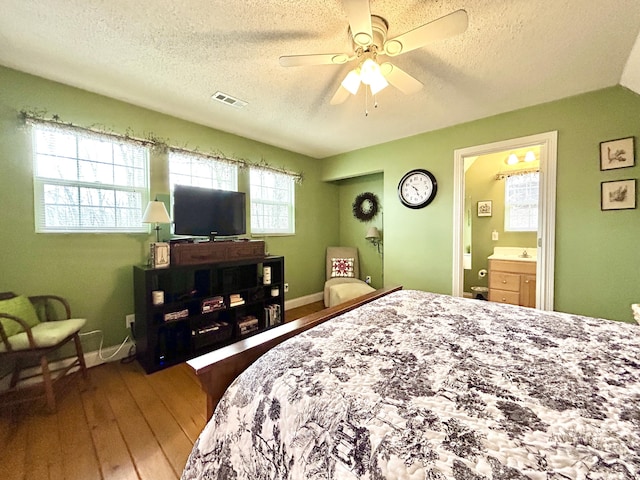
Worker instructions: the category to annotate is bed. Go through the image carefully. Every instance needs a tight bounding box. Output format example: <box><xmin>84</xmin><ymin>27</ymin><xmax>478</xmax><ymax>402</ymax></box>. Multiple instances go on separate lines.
<box><xmin>183</xmin><ymin>289</ymin><xmax>640</xmax><ymax>479</ymax></box>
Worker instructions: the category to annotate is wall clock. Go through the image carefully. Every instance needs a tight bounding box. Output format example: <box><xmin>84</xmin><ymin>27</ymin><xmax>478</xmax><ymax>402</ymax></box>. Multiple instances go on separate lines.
<box><xmin>352</xmin><ymin>192</ymin><xmax>379</xmax><ymax>222</ymax></box>
<box><xmin>397</xmin><ymin>169</ymin><xmax>437</xmax><ymax>209</ymax></box>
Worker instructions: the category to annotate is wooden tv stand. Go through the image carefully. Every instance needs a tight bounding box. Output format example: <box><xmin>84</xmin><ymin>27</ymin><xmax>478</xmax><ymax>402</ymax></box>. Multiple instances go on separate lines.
<box><xmin>188</xmin><ymin>285</ymin><xmax>402</xmax><ymax>420</ymax></box>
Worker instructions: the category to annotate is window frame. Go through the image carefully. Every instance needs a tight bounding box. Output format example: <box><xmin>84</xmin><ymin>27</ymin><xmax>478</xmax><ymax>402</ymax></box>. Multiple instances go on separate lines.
<box><xmin>168</xmin><ymin>150</ymin><xmax>239</xmax><ymax>192</ymax></box>
<box><xmin>249</xmin><ymin>168</ymin><xmax>296</xmax><ymax>235</ymax></box>
<box><xmin>504</xmin><ymin>171</ymin><xmax>539</xmax><ymax>232</ymax></box>
<box><xmin>32</xmin><ymin>124</ymin><xmax>150</xmax><ymax>234</ymax></box>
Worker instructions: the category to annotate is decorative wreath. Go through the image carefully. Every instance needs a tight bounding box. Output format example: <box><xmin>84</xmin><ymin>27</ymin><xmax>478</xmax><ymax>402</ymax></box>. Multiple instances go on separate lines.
<box><xmin>352</xmin><ymin>192</ymin><xmax>380</xmax><ymax>222</ymax></box>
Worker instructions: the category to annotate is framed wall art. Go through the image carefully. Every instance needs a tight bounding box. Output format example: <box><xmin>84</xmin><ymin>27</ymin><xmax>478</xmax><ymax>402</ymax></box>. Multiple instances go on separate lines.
<box><xmin>477</xmin><ymin>200</ymin><xmax>492</xmax><ymax>217</ymax></box>
<box><xmin>601</xmin><ymin>179</ymin><xmax>636</xmax><ymax>211</ymax></box>
<box><xmin>600</xmin><ymin>136</ymin><xmax>635</xmax><ymax>170</ymax></box>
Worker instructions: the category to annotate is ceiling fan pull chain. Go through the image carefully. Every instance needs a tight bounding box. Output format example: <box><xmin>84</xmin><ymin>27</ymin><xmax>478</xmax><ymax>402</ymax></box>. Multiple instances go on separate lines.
<box><xmin>365</xmin><ymin>84</ymin><xmax>369</xmax><ymax>116</ymax></box>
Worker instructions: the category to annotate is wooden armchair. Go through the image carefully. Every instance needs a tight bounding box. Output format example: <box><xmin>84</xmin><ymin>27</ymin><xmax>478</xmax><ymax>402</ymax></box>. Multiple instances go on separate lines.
<box><xmin>0</xmin><ymin>292</ymin><xmax>88</xmax><ymax>411</ymax></box>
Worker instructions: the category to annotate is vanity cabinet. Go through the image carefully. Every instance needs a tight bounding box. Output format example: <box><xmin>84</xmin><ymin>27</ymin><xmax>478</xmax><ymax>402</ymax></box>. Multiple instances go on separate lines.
<box><xmin>488</xmin><ymin>259</ymin><xmax>536</xmax><ymax>308</ymax></box>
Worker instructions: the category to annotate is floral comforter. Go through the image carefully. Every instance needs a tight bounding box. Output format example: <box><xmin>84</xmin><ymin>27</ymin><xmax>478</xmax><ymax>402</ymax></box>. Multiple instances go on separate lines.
<box><xmin>183</xmin><ymin>290</ymin><xmax>640</xmax><ymax>479</ymax></box>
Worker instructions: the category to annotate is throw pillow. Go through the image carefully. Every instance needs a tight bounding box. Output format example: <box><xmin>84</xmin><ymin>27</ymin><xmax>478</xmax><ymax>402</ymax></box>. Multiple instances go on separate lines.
<box><xmin>331</xmin><ymin>257</ymin><xmax>355</xmax><ymax>278</ymax></box>
<box><xmin>0</xmin><ymin>295</ymin><xmax>41</xmax><ymax>338</ymax></box>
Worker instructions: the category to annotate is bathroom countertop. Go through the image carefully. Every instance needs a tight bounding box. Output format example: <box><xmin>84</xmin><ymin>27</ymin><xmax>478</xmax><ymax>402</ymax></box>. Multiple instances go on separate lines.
<box><xmin>488</xmin><ymin>246</ymin><xmax>537</xmax><ymax>262</ymax></box>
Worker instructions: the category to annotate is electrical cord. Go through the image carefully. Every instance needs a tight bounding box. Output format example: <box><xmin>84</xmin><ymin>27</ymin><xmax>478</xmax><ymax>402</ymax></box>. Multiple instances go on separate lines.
<box><xmin>79</xmin><ymin>330</ymin><xmax>131</xmax><ymax>361</ymax></box>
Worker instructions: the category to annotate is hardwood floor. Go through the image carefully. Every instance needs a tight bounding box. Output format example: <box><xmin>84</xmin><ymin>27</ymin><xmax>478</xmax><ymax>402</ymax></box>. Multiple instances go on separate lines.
<box><xmin>0</xmin><ymin>300</ymin><xmax>325</xmax><ymax>480</ymax></box>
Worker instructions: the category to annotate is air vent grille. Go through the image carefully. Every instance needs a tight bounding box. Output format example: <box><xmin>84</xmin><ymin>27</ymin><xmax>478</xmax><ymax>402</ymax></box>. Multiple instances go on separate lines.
<box><xmin>211</xmin><ymin>91</ymin><xmax>248</xmax><ymax>109</ymax></box>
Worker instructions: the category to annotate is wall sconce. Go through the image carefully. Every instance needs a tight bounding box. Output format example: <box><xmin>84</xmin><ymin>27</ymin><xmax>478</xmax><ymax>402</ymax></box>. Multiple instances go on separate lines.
<box><xmin>142</xmin><ymin>200</ymin><xmax>171</xmax><ymax>242</ymax></box>
<box><xmin>365</xmin><ymin>226</ymin><xmax>382</xmax><ymax>253</ymax></box>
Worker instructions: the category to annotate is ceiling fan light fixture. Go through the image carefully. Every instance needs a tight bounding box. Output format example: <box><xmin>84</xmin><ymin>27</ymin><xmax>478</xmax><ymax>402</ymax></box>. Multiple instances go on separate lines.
<box><xmin>341</xmin><ymin>69</ymin><xmax>362</xmax><ymax>95</ymax></box>
<box><xmin>368</xmin><ymin>73</ymin><xmax>388</xmax><ymax>95</ymax></box>
<box><xmin>359</xmin><ymin>58</ymin><xmax>381</xmax><ymax>85</ymax></box>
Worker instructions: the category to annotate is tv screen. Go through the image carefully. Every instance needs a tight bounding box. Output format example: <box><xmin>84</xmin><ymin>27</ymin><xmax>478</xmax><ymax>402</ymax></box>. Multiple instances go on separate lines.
<box><xmin>173</xmin><ymin>185</ymin><xmax>246</xmax><ymax>238</ymax></box>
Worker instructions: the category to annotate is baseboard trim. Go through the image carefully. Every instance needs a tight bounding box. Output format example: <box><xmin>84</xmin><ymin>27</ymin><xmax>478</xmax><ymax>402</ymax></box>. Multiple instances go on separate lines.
<box><xmin>2</xmin><ymin>295</ymin><xmax>323</xmax><ymax>393</ymax></box>
<box><xmin>285</xmin><ymin>291</ymin><xmax>323</xmax><ymax>310</ymax></box>
<box><xmin>0</xmin><ymin>340</ymin><xmax>135</xmax><ymax>392</ymax></box>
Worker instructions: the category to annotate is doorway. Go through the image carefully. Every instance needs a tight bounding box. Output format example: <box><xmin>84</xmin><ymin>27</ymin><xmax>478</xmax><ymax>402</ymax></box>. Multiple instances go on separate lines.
<box><xmin>452</xmin><ymin>132</ymin><xmax>557</xmax><ymax>310</ymax></box>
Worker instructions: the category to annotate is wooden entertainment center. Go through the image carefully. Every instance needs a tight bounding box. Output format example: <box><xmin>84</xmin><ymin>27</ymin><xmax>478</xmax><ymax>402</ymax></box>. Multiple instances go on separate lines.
<box><xmin>133</xmin><ymin>240</ymin><xmax>284</xmax><ymax>373</ymax></box>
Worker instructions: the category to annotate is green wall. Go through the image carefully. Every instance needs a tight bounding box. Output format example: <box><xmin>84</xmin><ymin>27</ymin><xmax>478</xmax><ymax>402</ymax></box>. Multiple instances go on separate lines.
<box><xmin>323</xmin><ymin>86</ymin><xmax>640</xmax><ymax>323</ymax></box>
<box><xmin>335</xmin><ymin>174</ymin><xmax>384</xmax><ymax>288</ymax></box>
<box><xmin>0</xmin><ymin>66</ymin><xmax>339</xmax><ymax>349</ymax></box>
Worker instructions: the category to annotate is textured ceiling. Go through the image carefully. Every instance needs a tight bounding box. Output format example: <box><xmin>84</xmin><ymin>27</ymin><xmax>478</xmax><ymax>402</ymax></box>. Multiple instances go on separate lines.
<box><xmin>1</xmin><ymin>0</ymin><xmax>640</xmax><ymax>159</ymax></box>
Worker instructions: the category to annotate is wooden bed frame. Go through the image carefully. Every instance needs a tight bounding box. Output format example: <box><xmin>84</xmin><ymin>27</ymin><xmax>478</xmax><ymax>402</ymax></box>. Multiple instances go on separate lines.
<box><xmin>188</xmin><ymin>285</ymin><xmax>402</xmax><ymax>420</ymax></box>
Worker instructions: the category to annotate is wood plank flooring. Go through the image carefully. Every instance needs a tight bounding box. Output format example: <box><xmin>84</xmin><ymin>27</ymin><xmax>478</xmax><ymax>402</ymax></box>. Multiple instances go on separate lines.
<box><xmin>1</xmin><ymin>300</ymin><xmax>325</xmax><ymax>480</ymax></box>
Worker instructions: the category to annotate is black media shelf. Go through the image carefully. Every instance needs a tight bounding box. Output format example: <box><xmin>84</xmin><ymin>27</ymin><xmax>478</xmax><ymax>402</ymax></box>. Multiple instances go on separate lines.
<box><xmin>133</xmin><ymin>255</ymin><xmax>284</xmax><ymax>373</ymax></box>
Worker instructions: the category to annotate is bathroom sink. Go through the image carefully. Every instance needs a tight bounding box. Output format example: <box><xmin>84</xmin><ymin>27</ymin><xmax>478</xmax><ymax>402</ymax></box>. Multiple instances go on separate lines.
<box><xmin>488</xmin><ymin>246</ymin><xmax>537</xmax><ymax>262</ymax></box>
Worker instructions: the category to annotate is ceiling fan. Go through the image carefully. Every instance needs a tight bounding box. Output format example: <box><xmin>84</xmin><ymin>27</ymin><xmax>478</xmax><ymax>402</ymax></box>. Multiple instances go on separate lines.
<box><xmin>279</xmin><ymin>0</ymin><xmax>468</xmax><ymax>105</ymax></box>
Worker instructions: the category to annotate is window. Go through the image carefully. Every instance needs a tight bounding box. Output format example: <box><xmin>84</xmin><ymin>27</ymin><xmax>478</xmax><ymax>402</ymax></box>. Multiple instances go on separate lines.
<box><xmin>250</xmin><ymin>169</ymin><xmax>295</xmax><ymax>235</ymax></box>
<box><xmin>169</xmin><ymin>150</ymin><xmax>237</xmax><ymax>191</ymax></box>
<box><xmin>504</xmin><ymin>172</ymin><xmax>539</xmax><ymax>231</ymax></box>
<box><xmin>32</xmin><ymin>124</ymin><xmax>149</xmax><ymax>233</ymax></box>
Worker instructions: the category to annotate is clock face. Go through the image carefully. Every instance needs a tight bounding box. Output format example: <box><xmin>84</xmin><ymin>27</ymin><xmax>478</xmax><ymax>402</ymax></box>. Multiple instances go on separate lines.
<box><xmin>398</xmin><ymin>169</ymin><xmax>437</xmax><ymax>209</ymax></box>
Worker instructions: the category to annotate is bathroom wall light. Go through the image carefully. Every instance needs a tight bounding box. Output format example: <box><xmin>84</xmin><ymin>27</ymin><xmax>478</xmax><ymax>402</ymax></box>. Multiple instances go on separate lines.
<box><xmin>506</xmin><ymin>151</ymin><xmax>537</xmax><ymax>165</ymax></box>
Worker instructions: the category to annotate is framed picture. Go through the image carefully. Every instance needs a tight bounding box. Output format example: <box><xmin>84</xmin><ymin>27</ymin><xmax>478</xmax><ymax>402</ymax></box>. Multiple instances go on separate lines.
<box><xmin>600</xmin><ymin>137</ymin><xmax>635</xmax><ymax>170</ymax></box>
<box><xmin>601</xmin><ymin>179</ymin><xmax>636</xmax><ymax>211</ymax></box>
<box><xmin>477</xmin><ymin>200</ymin><xmax>492</xmax><ymax>217</ymax></box>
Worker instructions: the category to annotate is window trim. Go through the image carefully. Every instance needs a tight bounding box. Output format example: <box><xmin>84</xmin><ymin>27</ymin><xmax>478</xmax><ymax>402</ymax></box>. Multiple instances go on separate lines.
<box><xmin>504</xmin><ymin>171</ymin><xmax>539</xmax><ymax>232</ymax></box>
<box><xmin>249</xmin><ymin>168</ymin><xmax>296</xmax><ymax>236</ymax></box>
<box><xmin>31</xmin><ymin>123</ymin><xmax>150</xmax><ymax>234</ymax></box>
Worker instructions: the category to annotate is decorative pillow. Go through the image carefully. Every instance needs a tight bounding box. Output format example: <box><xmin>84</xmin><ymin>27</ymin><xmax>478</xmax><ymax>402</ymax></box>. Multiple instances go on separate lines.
<box><xmin>0</xmin><ymin>295</ymin><xmax>40</xmax><ymax>338</ymax></box>
<box><xmin>331</xmin><ymin>257</ymin><xmax>355</xmax><ymax>278</ymax></box>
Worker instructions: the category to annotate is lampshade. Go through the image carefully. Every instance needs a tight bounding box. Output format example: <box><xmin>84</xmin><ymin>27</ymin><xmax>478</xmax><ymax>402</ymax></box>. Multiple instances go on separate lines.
<box><xmin>524</xmin><ymin>151</ymin><xmax>536</xmax><ymax>162</ymax></box>
<box><xmin>506</xmin><ymin>153</ymin><xmax>519</xmax><ymax>165</ymax></box>
<box><xmin>368</xmin><ymin>73</ymin><xmax>389</xmax><ymax>95</ymax></box>
<box><xmin>142</xmin><ymin>201</ymin><xmax>171</xmax><ymax>224</ymax></box>
<box><xmin>365</xmin><ymin>226</ymin><xmax>380</xmax><ymax>240</ymax></box>
<box><xmin>341</xmin><ymin>69</ymin><xmax>362</xmax><ymax>95</ymax></box>
<box><xmin>359</xmin><ymin>59</ymin><xmax>380</xmax><ymax>85</ymax></box>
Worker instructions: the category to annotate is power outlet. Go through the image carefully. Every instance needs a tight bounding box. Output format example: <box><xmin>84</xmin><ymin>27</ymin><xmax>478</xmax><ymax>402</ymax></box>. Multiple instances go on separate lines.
<box><xmin>365</xmin><ymin>276</ymin><xmax>372</xmax><ymax>284</ymax></box>
<box><xmin>284</xmin><ymin>283</ymin><xmax>289</xmax><ymax>293</ymax></box>
<box><xmin>126</xmin><ymin>314</ymin><xmax>135</xmax><ymax>329</ymax></box>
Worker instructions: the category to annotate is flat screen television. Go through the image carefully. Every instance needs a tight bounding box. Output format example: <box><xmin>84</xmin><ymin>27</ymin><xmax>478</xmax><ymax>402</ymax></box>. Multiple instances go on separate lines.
<box><xmin>173</xmin><ymin>185</ymin><xmax>246</xmax><ymax>238</ymax></box>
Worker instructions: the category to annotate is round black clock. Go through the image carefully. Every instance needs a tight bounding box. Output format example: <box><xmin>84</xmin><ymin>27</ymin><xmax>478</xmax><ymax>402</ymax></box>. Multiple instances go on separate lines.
<box><xmin>397</xmin><ymin>169</ymin><xmax>437</xmax><ymax>209</ymax></box>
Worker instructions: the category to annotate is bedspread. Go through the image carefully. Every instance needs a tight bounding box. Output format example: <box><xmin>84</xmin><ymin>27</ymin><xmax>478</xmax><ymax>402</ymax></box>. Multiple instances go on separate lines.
<box><xmin>183</xmin><ymin>290</ymin><xmax>640</xmax><ymax>479</ymax></box>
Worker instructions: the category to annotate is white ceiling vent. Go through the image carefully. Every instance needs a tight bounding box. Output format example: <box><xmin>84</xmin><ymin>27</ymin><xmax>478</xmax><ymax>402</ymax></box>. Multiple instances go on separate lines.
<box><xmin>211</xmin><ymin>91</ymin><xmax>248</xmax><ymax>109</ymax></box>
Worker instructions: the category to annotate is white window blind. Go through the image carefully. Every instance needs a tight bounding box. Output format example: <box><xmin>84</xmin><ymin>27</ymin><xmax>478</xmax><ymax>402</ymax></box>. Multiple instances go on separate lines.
<box><xmin>32</xmin><ymin>125</ymin><xmax>149</xmax><ymax>233</ymax></box>
<box><xmin>169</xmin><ymin>150</ymin><xmax>238</xmax><ymax>191</ymax></box>
<box><xmin>250</xmin><ymin>169</ymin><xmax>295</xmax><ymax>235</ymax></box>
<box><xmin>504</xmin><ymin>172</ymin><xmax>539</xmax><ymax>232</ymax></box>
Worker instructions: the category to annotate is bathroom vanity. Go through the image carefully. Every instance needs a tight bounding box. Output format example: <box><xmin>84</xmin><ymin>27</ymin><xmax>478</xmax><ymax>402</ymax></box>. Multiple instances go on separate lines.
<box><xmin>488</xmin><ymin>247</ymin><xmax>537</xmax><ymax>308</ymax></box>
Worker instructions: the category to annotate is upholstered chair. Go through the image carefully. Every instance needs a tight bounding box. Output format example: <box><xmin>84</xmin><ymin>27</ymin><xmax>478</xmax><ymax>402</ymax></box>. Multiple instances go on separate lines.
<box><xmin>324</xmin><ymin>246</ymin><xmax>375</xmax><ymax>308</ymax></box>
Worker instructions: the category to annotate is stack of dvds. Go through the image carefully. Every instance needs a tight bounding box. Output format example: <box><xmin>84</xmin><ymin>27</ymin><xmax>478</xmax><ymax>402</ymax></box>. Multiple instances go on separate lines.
<box><xmin>238</xmin><ymin>315</ymin><xmax>258</xmax><ymax>335</ymax></box>
<box><xmin>264</xmin><ymin>304</ymin><xmax>282</xmax><ymax>327</ymax></box>
<box><xmin>229</xmin><ymin>293</ymin><xmax>245</xmax><ymax>307</ymax></box>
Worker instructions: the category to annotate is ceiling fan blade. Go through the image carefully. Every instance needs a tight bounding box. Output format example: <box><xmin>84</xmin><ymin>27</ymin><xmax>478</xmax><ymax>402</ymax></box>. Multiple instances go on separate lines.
<box><xmin>330</xmin><ymin>85</ymin><xmax>351</xmax><ymax>105</ymax></box>
<box><xmin>343</xmin><ymin>0</ymin><xmax>373</xmax><ymax>47</ymax></box>
<box><xmin>383</xmin><ymin>9</ymin><xmax>468</xmax><ymax>56</ymax></box>
<box><xmin>380</xmin><ymin>63</ymin><xmax>423</xmax><ymax>95</ymax></box>
<box><xmin>279</xmin><ymin>53</ymin><xmax>351</xmax><ymax>67</ymax></box>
